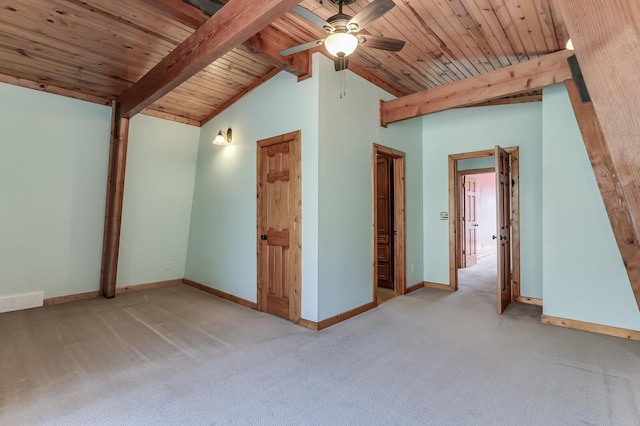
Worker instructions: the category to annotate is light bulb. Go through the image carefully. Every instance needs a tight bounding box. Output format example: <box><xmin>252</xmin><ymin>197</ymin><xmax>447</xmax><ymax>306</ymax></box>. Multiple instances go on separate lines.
<box><xmin>325</xmin><ymin>33</ymin><xmax>358</xmax><ymax>57</ymax></box>
<box><xmin>566</xmin><ymin>39</ymin><xmax>574</xmax><ymax>50</ymax></box>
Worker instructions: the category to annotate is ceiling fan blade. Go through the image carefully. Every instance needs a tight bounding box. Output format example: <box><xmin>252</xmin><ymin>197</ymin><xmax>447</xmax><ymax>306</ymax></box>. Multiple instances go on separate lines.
<box><xmin>348</xmin><ymin>0</ymin><xmax>395</xmax><ymax>31</ymax></box>
<box><xmin>358</xmin><ymin>34</ymin><xmax>405</xmax><ymax>52</ymax></box>
<box><xmin>291</xmin><ymin>5</ymin><xmax>334</xmax><ymax>32</ymax></box>
<box><xmin>334</xmin><ymin>56</ymin><xmax>349</xmax><ymax>72</ymax></box>
<box><xmin>279</xmin><ymin>40</ymin><xmax>324</xmax><ymax>56</ymax></box>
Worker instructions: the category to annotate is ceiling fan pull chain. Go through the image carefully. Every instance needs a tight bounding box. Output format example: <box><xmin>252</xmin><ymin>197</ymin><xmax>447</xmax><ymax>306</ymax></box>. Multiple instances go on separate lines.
<box><xmin>340</xmin><ymin>69</ymin><xmax>347</xmax><ymax>98</ymax></box>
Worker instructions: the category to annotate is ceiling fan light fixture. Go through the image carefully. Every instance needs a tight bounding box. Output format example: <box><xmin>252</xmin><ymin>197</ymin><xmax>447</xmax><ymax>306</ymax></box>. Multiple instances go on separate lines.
<box><xmin>325</xmin><ymin>32</ymin><xmax>358</xmax><ymax>57</ymax></box>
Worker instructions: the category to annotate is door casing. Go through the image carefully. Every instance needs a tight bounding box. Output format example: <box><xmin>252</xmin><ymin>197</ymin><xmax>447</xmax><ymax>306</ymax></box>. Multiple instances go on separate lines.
<box><xmin>448</xmin><ymin>147</ymin><xmax>521</xmax><ymax>298</ymax></box>
<box><xmin>372</xmin><ymin>144</ymin><xmax>406</xmax><ymax>302</ymax></box>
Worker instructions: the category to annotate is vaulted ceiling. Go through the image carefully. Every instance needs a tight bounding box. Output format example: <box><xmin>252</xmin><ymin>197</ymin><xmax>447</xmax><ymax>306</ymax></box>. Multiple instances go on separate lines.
<box><xmin>0</xmin><ymin>0</ymin><xmax>568</xmax><ymax>126</ymax></box>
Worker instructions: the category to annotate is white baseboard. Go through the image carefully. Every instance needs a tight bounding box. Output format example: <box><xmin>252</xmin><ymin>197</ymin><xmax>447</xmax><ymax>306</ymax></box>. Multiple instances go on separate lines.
<box><xmin>0</xmin><ymin>291</ymin><xmax>44</xmax><ymax>313</ymax></box>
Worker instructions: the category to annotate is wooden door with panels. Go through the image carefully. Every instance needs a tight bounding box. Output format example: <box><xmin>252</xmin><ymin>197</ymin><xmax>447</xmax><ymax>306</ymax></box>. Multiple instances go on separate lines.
<box><xmin>257</xmin><ymin>131</ymin><xmax>301</xmax><ymax>322</ymax></box>
<box><xmin>376</xmin><ymin>155</ymin><xmax>394</xmax><ymax>289</ymax></box>
<box><xmin>495</xmin><ymin>145</ymin><xmax>512</xmax><ymax>314</ymax></box>
<box><xmin>462</xmin><ymin>176</ymin><xmax>478</xmax><ymax>268</ymax></box>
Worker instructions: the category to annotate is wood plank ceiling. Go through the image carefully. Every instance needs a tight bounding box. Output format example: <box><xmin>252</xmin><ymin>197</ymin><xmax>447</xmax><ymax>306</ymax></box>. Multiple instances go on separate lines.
<box><xmin>0</xmin><ymin>0</ymin><xmax>569</xmax><ymax>126</ymax></box>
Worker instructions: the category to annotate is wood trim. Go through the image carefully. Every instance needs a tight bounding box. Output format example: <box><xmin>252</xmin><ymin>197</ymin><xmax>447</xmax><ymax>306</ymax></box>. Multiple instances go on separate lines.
<box><xmin>118</xmin><ymin>0</ymin><xmax>303</xmax><ymax>118</ymax></box>
<box><xmin>317</xmin><ymin>302</ymin><xmax>378</xmax><ymax>331</ymax></box>
<box><xmin>510</xmin><ymin>148</ymin><xmax>521</xmax><ymax>299</ymax></box>
<box><xmin>295</xmin><ymin>318</ymin><xmax>319</xmax><ymax>331</ymax></box>
<box><xmin>448</xmin><ymin>155</ymin><xmax>458</xmax><ymax>291</ymax></box>
<box><xmin>448</xmin><ymin>147</ymin><xmax>520</xmax><ymax>296</ymax></box>
<box><xmin>380</xmin><ymin>49</ymin><xmax>573</xmax><ymax>126</ymax></box>
<box><xmin>183</xmin><ymin>279</ymin><xmax>258</xmax><ymax>310</ymax></box>
<box><xmin>200</xmin><ymin>68</ymin><xmax>280</xmax><ymax>126</ymax></box>
<box><xmin>565</xmin><ymin>78</ymin><xmax>640</xmax><ymax>310</ymax></box>
<box><xmin>99</xmin><ymin>102</ymin><xmax>129</xmax><ymax>299</ymax></box>
<box><xmin>141</xmin><ymin>109</ymin><xmax>201</xmax><ymax>127</ymax></box>
<box><xmin>44</xmin><ymin>291</ymin><xmax>99</xmax><ymax>306</ymax></box>
<box><xmin>423</xmin><ymin>281</ymin><xmax>456</xmax><ymax>292</ymax></box>
<box><xmin>115</xmin><ymin>279</ymin><xmax>182</xmax><ymax>294</ymax></box>
<box><xmin>514</xmin><ymin>296</ymin><xmax>543</xmax><ymax>306</ymax></box>
<box><xmin>405</xmin><ymin>282</ymin><xmax>425</xmax><ymax>294</ymax></box>
<box><xmin>0</xmin><ymin>73</ymin><xmax>111</xmax><ymax>106</ymax></box>
<box><xmin>559</xmin><ymin>2</ymin><xmax>640</xmax><ymax>309</ymax></box>
<box><xmin>372</xmin><ymin>144</ymin><xmax>406</xmax><ymax>299</ymax></box>
<box><xmin>466</xmin><ymin>94</ymin><xmax>542</xmax><ymax>109</ymax></box>
<box><xmin>541</xmin><ymin>315</ymin><xmax>640</xmax><ymax>341</ymax></box>
<box><xmin>349</xmin><ymin>61</ymin><xmax>407</xmax><ymax>99</ymax></box>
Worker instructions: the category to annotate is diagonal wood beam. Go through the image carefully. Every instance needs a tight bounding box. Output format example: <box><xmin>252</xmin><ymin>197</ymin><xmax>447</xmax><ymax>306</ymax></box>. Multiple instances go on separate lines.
<box><xmin>379</xmin><ymin>49</ymin><xmax>573</xmax><ymax>126</ymax></box>
<box><xmin>100</xmin><ymin>101</ymin><xmax>129</xmax><ymax>298</ymax></box>
<box><xmin>559</xmin><ymin>1</ymin><xmax>640</xmax><ymax>310</ymax></box>
<box><xmin>240</xmin><ymin>26</ymin><xmax>311</xmax><ymax>79</ymax></box>
<box><xmin>119</xmin><ymin>0</ymin><xmax>303</xmax><ymax>118</ymax></box>
<box><xmin>565</xmin><ymin>78</ymin><xmax>640</xmax><ymax>309</ymax></box>
<box><xmin>139</xmin><ymin>0</ymin><xmax>210</xmax><ymax>29</ymax></box>
<box><xmin>143</xmin><ymin>0</ymin><xmax>310</xmax><ymax>79</ymax></box>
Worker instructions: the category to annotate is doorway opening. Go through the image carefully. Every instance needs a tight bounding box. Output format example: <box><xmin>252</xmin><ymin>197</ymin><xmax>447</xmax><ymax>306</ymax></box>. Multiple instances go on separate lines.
<box><xmin>457</xmin><ymin>169</ymin><xmax>498</xmax><ymax>301</ymax></box>
<box><xmin>448</xmin><ymin>147</ymin><xmax>521</xmax><ymax>313</ymax></box>
<box><xmin>372</xmin><ymin>144</ymin><xmax>406</xmax><ymax>305</ymax></box>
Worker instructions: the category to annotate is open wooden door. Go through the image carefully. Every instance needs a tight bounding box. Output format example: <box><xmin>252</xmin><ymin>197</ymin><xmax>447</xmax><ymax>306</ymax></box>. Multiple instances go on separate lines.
<box><xmin>463</xmin><ymin>176</ymin><xmax>478</xmax><ymax>268</ymax></box>
<box><xmin>257</xmin><ymin>131</ymin><xmax>301</xmax><ymax>322</ymax></box>
<box><xmin>495</xmin><ymin>145</ymin><xmax>512</xmax><ymax>313</ymax></box>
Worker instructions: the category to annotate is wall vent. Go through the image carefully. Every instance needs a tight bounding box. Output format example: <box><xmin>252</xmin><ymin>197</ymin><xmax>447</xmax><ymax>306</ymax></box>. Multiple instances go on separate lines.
<box><xmin>0</xmin><ymin>291</ymin><xmax>44</xmax><ymax>314</ymax></box>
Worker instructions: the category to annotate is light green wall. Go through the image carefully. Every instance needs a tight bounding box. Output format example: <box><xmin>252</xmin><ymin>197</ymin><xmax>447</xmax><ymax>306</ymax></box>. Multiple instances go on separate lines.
<box><xmin>541</xmin><ymin>84</ymin><xmax>640</xmax><ymax>330</ymax></box>
<box><xmin>0</xmin><ymin>83</ymin><xmax>110</xmax><ymax>298</ymax></box>
<box><xmin>185</xmin><ymin>61</ymin><xmax>321</xmax><ymax>320</ymax></box>
<box><xmin>117</xmin><ymin>114</ymin><xmax>199</xmax><ymax>288</ymax></box>
<box><xmin>317</xmin><ymin>55</ymin><xmax>423</xmax><ymax>320</ymax></box>
<box><xmin>422</xmin><ymin>103</ymin><xmax>543</xmax><ymax>297</ymax></box>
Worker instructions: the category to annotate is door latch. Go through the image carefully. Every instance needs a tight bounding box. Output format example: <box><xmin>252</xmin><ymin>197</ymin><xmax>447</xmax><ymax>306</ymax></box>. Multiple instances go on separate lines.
<box><xmin>260</xmin><ymin>234</ymin><xmax>268</xmax><ymax>240</ymax></box>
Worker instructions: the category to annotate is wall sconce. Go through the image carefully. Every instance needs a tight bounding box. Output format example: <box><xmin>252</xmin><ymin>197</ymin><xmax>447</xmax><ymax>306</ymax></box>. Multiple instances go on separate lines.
<box><xmin>213</xmin><ymin>128</ymin><xmax>232</xmax><ymax>145</ymax></box>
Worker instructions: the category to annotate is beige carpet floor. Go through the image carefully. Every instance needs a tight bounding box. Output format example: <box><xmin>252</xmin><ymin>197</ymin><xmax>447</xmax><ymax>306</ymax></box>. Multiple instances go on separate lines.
<box><xmin>1</xmin><ymin>278</ymin><xmax>639</xmax><ymax>425</ymax></box>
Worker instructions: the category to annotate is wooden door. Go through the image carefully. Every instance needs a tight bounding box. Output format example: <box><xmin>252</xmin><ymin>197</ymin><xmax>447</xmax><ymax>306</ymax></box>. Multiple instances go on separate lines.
<box><xmin>463</xmin><ymin>176</ymin><xmax>478</xmax><ymax>267</ymax></box>
<box><xmin>257</xmin><ymin>131</ymin><xmax>301</xmax><ymax>321</ymax></box>
<box><xmin>495</xmin><ymin>145</ymin><xmax>512</xmax><ymax>314</ymax></box>
<box><xmin>376</xmin><ymin>155</ymin><xmax>394</xmax><ymax>289</ymax></box>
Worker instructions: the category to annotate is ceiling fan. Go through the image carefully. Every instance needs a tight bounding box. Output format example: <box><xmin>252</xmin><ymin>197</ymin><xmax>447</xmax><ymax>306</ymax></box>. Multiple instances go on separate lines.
<box><xmin>279</xmin><ymin>0</ymin><xmax>406</xmax><ymax>71</ymax></box>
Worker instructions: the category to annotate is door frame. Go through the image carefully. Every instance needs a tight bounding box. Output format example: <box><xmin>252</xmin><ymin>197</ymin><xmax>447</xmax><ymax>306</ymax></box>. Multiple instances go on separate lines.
<box><xmin>457</xmin><ymin>168</ymin><xmax>494</xmax><ymax>269</ymax></box>
<box><xmin>448</xmin><ymin>147</ymin><xmax>521</xmax><ymax>297</ymax></box>
<box><xmin>256</xmin><ymin>130</ymin><xmax>302</xmax><ymax>322</ymax></box>
<box><xmin>372</xmin><ymin>144</ymin><xmax>406</xmax><ymax>302</ymax></box>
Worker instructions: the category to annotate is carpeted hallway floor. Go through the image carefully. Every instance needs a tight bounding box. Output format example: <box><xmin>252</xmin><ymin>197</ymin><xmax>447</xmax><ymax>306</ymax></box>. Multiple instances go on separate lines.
<box><xmin>1</xmin><ymin>279</ymin><xmax>639</xmax><ymax>425</ymax></box>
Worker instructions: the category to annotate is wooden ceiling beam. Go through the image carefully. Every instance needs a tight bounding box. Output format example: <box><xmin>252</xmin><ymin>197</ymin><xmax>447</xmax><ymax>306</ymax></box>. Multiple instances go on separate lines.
<box><xmin>145</xmin><ymin>0</ymin><xmax>310</xmax><ymax>79</ymax></box>
<box><xmin>118</xmin><ymin>0</ymin><xmax>303</xmax><ymax>118</ymax></box>
<box><xmin>240</xmin><ymin>26</ymin><xmax>311</xmax><ymax>79</ymax></box>
<box><xmin>559</xmin><ymin>1</ymin><xmax>640</xmax><ymax>309</ymax></box>
<box><xmin>138</xmin><ymin>0</ymin><xmax>209</xmax><ymax>29</ymax></box>
<box><xmin>379</xmin><ymin>49</ymin><xmax>573</xmax><ymax>126</ymax></box>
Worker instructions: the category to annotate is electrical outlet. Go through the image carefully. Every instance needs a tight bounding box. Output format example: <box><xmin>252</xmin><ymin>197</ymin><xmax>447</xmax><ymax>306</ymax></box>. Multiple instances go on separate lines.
<box><xmin>410</xmin><ymin>264</ymin><xmax>415</xmax><ymax>273</ymax></box>
<box><xmin>163</xmin><ymin>261</ymin><xmax>171</xmax><ymax>270</ymax></box>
